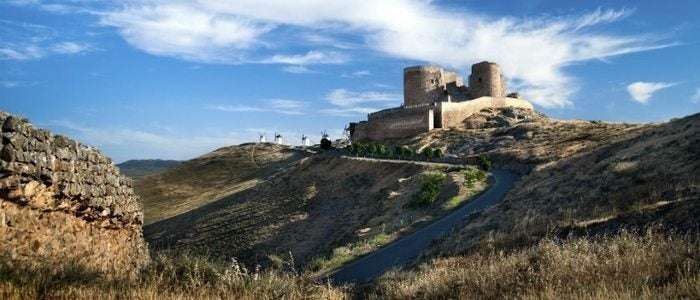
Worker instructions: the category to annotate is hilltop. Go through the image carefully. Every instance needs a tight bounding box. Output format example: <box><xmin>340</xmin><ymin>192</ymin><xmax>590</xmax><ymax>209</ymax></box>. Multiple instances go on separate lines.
<box><xmin>141</xmin><ymin>144</ymin><xmax>486</xmax><ymax>270</ymax></box>
<box><xmin>117</xmin><ymin>159</ymin><xmax>181</xmax><ymax>179</ymax></box>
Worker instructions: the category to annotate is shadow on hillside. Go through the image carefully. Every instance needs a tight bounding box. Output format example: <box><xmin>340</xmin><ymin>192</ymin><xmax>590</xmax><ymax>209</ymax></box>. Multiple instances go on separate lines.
<box><xmin>143</xmin><ymin>152</ymin><xmax>426</xmax><ymax>268</ymax></box>
<box><xmin>434</xmin><ymin>113</ymin><xmax>700</xmax><ymax>256</ymax></box>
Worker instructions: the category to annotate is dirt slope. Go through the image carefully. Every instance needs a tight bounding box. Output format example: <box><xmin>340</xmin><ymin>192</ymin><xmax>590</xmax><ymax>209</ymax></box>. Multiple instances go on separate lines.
<box><xmin>363</xmin><ymin>111</ymin><xmax>699</xmax><ymax>299</ymax></box>
<box><xmin>411</xmin><ymin>110</ymin><xmax>699</xmax><ymax>257</ymax></box>
<box><xmin>143</xmin><ymin>155</ymin><xmax>439</xmax><ymax>266</ymax></box>
<box><xmin>135</xmin><ymin>143</ymin><xmax>309</xmax><ymax>224</ymax></box>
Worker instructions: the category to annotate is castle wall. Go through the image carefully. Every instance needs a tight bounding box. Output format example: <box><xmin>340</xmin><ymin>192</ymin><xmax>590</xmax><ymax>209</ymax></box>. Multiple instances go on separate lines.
<box><xmin>0</xmin><ymin>112</ymin><xmax>149</xmax><ymax>279</ymax></box>
<box><xmin>468</xmin><ymin>61</ymin><xmax>506</xmax><ymax>98</ymax></box>
<box><xmin>440</xmin><ymin>97</ymin><xmax>534</xmax><ymax>128</ymax></box>
<box><xmin>352</xmin><ymin>106</ymin><xmax>435</xmax><ymax>141</ymax></box>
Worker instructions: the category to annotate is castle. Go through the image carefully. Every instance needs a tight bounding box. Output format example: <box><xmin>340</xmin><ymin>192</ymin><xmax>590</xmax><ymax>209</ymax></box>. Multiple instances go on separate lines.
<box><xmin>349</xmin><ymin>61</ymin><xmax>533</xmax><ymax>141</ymax></box>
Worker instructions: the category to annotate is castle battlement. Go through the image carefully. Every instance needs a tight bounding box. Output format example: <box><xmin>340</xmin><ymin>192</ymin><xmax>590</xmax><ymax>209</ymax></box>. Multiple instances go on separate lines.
<box><xmin>350</xmin><ymin>61</ymin><xmax>533</xmax><ymax>142</ymax></box>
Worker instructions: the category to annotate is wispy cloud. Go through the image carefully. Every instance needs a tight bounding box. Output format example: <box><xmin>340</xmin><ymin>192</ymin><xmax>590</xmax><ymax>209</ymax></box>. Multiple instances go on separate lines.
<box><xmin>268</xmin><ymin>99</ymin><xmax>307</xmax><ymax>114</ymax></box>
<box><xmin>50</xmin><ymin>41</ymin><xmax>93</xmax><ymax>55</ymax></box>
<box><xmin>341</xmin><ymin>70</ymin><xmax>371</xmax><ymax>78</ymax></box>
<box><xmin>282</xmin><ymin>65</ymin><xmax>316</xmax><ymax>74</ymax></box>
<box><xmin>258</xmin><ymin>50</ymin><xmax>347</xmax><ymax>65</ymax></box>
<box><xmin>626</xmin><ymin>81</ymin><xmax>675</xmax><ymax>104</ymax></box>
<box><xmin>0</xmin><ymin>81</ymin><xmax>19</xmax><ymax>88</ymax></box>
<box><xmin>325</xmin><ymin>89</ymin><xmax>401</xmax><ymax>107</ymax></box>
<box><xmin>0</xmin><ymin>80</ymin><xmax>36</xmax><ymax>88</ymax></box>
<box><xmin>98</xmin><ymin>3</ymin><xmax>274</xmax><ymax>63</ymax></box>
<box><xmin>322</xmin><ymin>88</ymin><xmax>401</xmax><ymax>116</ymax></box>
<box><xmin>209</xmin><ymin>99</ymin><xmax>308</xmax><ymax>115</ymax></box>
<box><xmin>692</xmin><ymin>88</ymin><xmax>700</xmax><ymax>104</ymax></box>
<box><xmin>210</xmin><ymin>105</ymin><xmax>265</xmax><ymax>113</ymax></box>
<box><xmin>0</xmin><ymin>20</ymin><xmax>95</xmax><ymax>60</ymax></box>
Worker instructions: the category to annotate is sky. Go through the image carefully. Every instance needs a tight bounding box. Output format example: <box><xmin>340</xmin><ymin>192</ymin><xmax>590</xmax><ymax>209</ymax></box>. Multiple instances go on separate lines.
<box><xmin>1</xmin><ymin>0</ymin><xmax>699</xmax><ymax>163</ymax></box>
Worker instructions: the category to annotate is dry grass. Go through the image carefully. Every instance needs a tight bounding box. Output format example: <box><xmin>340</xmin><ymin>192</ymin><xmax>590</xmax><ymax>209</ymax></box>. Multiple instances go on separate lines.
<box><xmin>0</xmin><ymin>252</ymin><xmax>349</xmax><ymax>299</ymax></box>
<box><xmin>136</xmin><ymin>143</ymin><xmax>309</xmax><ymax>224</ymax></box>
<box><xmin>368</xmin><ymin>230</ymin><xmax>700</xmax><ymax>299</ymax></box>
<box><xmin>421</xmin><ymin>111</ymin><xmax>699</xmax><ymax>258</ymax></box>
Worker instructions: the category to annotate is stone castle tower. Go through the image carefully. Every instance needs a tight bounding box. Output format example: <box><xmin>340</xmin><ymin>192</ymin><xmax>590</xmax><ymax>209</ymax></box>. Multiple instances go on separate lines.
<box><xmin>468</xmin><ymin>61</ymin><xmax>506</xmax><ymax>98</ymax></box>
<box><xmin>403</xmin><ymin>66</ymin><xmax>463</xmax><ymax>106</ymax></box>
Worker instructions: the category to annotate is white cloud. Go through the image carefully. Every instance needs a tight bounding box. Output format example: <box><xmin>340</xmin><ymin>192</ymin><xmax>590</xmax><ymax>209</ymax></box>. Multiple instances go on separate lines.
<box><xmin>259</xmin><ymin>50</ymin><xmax>347</xmax><ymax>65</ymax></box>
<box><xmin>342</xmin><ymin>70</ymin><xmax>371</xmax><ymax>78</ymax></box>
<box><xmin>325</xmin><ymin>89</ymin><xmax>401</xmax><ymax>107</ymax></box>
<box><xmin>99</xmin><ymin>3</ymin><xmax>274</xmax><ymax>63</ymax></box>
<box><xmin>322</xmin><ymin>88</ymin><xmax>401</xmax><ymax>116</ymax></box>
<box><xmin>210</xmin><ymin>105</ymin><xmax>265</xmax><ymax>112</ymax></box>
<box><xmin>0</xmin><ymin>81</ymin><xmax>20</xmax><ymax>88</ymax></box>
<box><xmin>0</xmin><ymin>45</ymin><xmax>45</xmax><ymax>60</ymax></box>
<box><xmin>267</xmin><ymin>99</ymin><xmax>307</xmax><ymax>114</ymax></box>
<box><xmin>282</xmin><ymin>65</ymin><xmax>316</xmax><ymax>74</ymax></box>
<box><xmin>209</xmin><ymin>99</ymin><xmax>308</xmax><ymax>115</ymax></box>
<box><xmin>95</xmin><ymin>2</ymin><xmax>670</xmax><ymax>106</ymax></box>
<box><xmin>0</xmin><ymin>20</ymin><xmax>95</xmax><ymax>60</ymax></box>
<box><xmin>626</xmin><ymin>81</ymin><xmax>675</xmax><ymax>104</ymax></box>
<box><xmin>51</xmin><ymin>41</ymin><xmax>92</xmax><ymax>54</ymax></box>
<box><xmin>692</xmin><ymin>88</ymin><xmax>700</xmax><ymax>104</ymax></box>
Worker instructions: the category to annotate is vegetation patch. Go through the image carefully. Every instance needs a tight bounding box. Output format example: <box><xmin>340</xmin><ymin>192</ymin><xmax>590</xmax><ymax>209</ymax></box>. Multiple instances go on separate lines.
<box><xmin>462</xmin><ymin>168</ymin><xmax>487</xmax><ymax>188</ymax></box>
<box><xmin>408</xmin><ymin>171</ymin><xmax>446</xmax><ymax>208</ymax></box>
<box><xmin>368</xmin><ymin>230</ymin><xmax>700</xmax><ymax>299</ymax></box>
<box><xmin>0</xmin><ymin>252</ymin><xmax>348</xmax><ymax>299</ymax></box>
<box><xmin>309</xmin><ymin>232</ymin><xmax>395</xmax><ymax>272</ymax></box>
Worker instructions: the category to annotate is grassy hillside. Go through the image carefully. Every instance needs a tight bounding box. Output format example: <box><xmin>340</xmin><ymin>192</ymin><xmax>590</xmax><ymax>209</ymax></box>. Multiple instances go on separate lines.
<box><xmin>362</xmin><ymin>110</ymin><xmax>700</xmax><ymax>298</ymax></box>
<box><xmin>116</xmin><ymin>159</ymin><xmax>181</xmax><ymax>179</ymax></box>
<box><xmin>143</xmin><ymin>152</ymin><xmax>487</xmax><ymax>271</ymax></box>
<box><xmin>135</xmin><ymin>143</ymin><xmax>310</xmax><ymax>224</ymax></box>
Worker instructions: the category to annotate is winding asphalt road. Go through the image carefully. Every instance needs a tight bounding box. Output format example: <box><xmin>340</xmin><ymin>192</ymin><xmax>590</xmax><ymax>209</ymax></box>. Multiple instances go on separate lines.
<box><xmin>328</xmin><ymin>169</ymin><xmax>518</xmax><ymax>284</ymax></box>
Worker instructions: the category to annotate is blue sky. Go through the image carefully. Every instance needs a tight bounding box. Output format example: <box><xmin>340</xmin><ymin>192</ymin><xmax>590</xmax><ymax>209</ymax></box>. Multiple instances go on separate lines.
<box><xmin>1</xmin><ymin>0</ymin><xmax>698</xmax><ymax>162</ymax></box>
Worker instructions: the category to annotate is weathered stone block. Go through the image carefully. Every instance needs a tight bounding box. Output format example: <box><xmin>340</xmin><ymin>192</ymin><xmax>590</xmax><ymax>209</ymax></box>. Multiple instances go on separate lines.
<box><xmin>2</xmin><ymin>116</ymin><xmax>23</xmax><ymax>132</ymax></box>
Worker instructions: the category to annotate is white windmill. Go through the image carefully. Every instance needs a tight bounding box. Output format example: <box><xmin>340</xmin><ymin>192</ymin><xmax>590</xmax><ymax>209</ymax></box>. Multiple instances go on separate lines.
<box><xmin>301</xmin><ymin>134</ymin><xmax>311</xmax><ymax>147</ymax></box>
<box><xmin>274</xmin><ymin>132</ymin><xmax>284</xmax><ymax>144</ymax></box>
<box><xmin>258</xmin><ymin>132</ymin><xmax>267</xmax><ymax>143</ymax></box>
<box><xmin>343</xmin><ymin>125</ymin><xmax>351</xmax><ymax>144</ymax></box>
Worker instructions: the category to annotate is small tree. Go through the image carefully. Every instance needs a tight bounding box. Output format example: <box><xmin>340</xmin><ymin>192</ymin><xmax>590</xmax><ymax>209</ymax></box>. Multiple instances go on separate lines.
<box><xmin>434</xmin><ymin>148</ymin><xmax>444</xmax><ymax>158</ymax></box>
<box><xmin>477</xmin><ymin>155</ymin><xmax>492</xmax><ymax>171</ymax></box>
<box><xmin>377</xmin><ymin>144</ymin><xmax>387</xmax><ymax>156</ymax></box>
<box><xmin>367</xmin><ymin>143</ymin><xmax>378</xmax><ymax>156</ymax></box>
<box><xmin>395</xmin><ymin>146</ymin><xmax>405</xmax><ymax>158</ymax></box>
<box><xmin>423</xmin><ymin>148</ymin><xmax>434</xmax><ymax>161</ymax></box>
<box><xmin>320</xmin><ymin>138</ymin><xmax>332</xmax><ymax>150</ymax></box>
<box><xmin>406</xmin><ymin>147</ymin><xmax>415</xmax><ymax>160</ymax></box>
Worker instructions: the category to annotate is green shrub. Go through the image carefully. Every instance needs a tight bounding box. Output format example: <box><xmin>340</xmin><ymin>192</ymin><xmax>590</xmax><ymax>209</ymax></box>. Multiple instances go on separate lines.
<box><xmin>377</xmin><ymin>144</ymin><xmax>387</xmax><ymax>155</ymax></box>
<box><xmin>477</xmin><ymin>155</ymin><xmax>491</xmax><ymax>171</ymax></box>
<box><xmin>409</xmin><ymin>172</ymin><xmax>446</xmax><ymax>208</ymax></box>
<box><xmin>463</xmin><ymin>169</ymin><xmax>486</xmax><ymax>188</ymax></box>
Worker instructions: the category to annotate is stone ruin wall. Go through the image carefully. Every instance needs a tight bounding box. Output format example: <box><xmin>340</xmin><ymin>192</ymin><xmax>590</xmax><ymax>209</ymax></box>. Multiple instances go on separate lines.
<box><xmin>353</xmin><ymin>106</ymin><xmax>434</xmax><ymax>141</ymax></box>
<box><xmin>0</xmin><ymin>112</ymin><xmax>148</xmax><ymax>279</ymax></box>
<box><xmin>440</xmin><ymin>97</ymin><xmax>534</xmax><ymax>128</ymax></box>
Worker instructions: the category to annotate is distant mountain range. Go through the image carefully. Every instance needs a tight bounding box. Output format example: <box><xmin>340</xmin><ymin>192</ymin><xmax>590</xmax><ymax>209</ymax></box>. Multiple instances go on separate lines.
<box><xmin>117</xmin><ymin>159</ymin><xmax>181</xmax><ymax>179</ymax></box>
